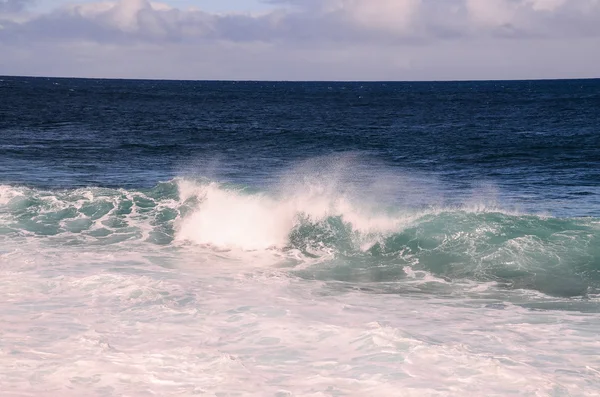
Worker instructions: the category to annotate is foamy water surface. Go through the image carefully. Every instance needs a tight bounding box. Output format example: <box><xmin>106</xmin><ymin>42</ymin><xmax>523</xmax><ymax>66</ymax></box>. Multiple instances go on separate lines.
<box><xmin>1</xmin><ymin>178</ymin><xmax>600</xmax><ymax>396</ymax></box>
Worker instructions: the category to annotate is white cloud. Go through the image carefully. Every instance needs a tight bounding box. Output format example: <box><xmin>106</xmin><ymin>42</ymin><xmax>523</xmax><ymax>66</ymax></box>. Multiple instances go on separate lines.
<box><xmin>5</xmin><ymin>0</ymin><xmax>600</xmax><ymax>42</ymax></box>
<box><xmin>0</xmin><ymin>0</ymin><xmax>599</xmax><ymax>80</ymax></box>
<box><xmin>466</xmin><ymin>0</ymin><xmax>517</xmax><ymax>28</ymax></box>
<box><xmin>337</xmin><ymin>0</ymin><xmax>422</xmax><ymax>33</ymax></box>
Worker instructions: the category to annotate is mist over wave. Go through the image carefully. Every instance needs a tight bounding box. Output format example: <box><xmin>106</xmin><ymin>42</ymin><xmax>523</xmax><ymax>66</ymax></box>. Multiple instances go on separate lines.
<box><xmin>2</xmin><ymin>161</ymin><xmax>599</xmax><ymax>298</ymax></box>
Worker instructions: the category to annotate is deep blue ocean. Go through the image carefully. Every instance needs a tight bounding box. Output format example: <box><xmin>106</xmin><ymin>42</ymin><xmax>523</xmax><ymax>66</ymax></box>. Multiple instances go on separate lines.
<box><xmin>1</xmin><ymin>76</ymin><xmax>600</xmax><ymax>396</ymax></box>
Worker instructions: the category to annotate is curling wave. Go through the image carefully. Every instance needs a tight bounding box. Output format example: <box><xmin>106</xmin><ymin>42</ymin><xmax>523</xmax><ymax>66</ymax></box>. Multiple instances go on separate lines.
<box><xmin>1</xmin><ymin>179</ymin><xmax>599</xmax><ymax>296</ymax></box>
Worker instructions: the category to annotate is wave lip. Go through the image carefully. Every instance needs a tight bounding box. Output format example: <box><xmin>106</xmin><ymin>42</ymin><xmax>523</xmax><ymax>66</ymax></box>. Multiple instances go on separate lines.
<box><xmin>174</xmin><ymin>179</ymin><xmax>411</xmax><ymax>251</ymax></box>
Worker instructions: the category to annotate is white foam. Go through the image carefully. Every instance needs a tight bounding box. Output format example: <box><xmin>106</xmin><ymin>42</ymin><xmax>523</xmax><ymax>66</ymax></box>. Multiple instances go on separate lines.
<box><xmin>0</xmin><ymin>184</ymin><xmax>26</xmax><ymax>206</ymax></box>
<box><xmin>176</xmin><ymin>182</ymin><xmax>296</xmax><ymax>250</ymax></box>
<box><xmin>2</xmin><ymin>249</ymin><xmax>599</xmax><ymax>396</ymax></box>
<box><xmin>175</xmin><ymin>180</ymin><xmax>418</xmax><ymax>251</ymax></box>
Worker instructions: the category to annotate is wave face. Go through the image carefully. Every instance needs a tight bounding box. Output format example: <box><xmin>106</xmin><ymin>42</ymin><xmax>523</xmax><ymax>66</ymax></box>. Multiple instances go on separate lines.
<box><xmin>2</xmin><ymin>179</ymin><xmax>599</xmax><ymax>297</ymax></box>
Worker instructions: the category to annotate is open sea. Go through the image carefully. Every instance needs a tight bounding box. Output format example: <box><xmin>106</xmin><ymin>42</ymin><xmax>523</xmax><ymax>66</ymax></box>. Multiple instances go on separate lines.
<box><xmin>1</xmin><ymin>76</ymin><xmax>600</xmax><ymax>396</ymax></box>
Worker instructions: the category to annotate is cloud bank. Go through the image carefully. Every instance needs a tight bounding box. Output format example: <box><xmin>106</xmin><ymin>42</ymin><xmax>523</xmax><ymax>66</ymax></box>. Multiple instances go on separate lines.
<box><xmin>1</xmin><ymin>0</ymin><xmax>599</xmax><ymax>80</ymax></box>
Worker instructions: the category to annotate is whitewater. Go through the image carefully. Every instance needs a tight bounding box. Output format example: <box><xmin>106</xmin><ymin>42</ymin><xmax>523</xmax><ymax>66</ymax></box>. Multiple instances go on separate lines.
<box><xmin>1</xmin><ymin>169</ymin><xmax>599</xmax><ymax>396</ymax></box>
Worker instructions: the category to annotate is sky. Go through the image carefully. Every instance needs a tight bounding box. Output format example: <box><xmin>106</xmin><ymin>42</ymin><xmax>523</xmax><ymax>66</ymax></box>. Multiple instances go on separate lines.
<box><xmin>0</xmin><ymin>0</ymin><xmax>599</xmax><ymax>81</ymax></box>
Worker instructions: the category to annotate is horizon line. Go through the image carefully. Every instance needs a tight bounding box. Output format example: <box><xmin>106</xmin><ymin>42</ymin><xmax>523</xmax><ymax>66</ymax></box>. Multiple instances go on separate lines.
<box><xmin>1</xmin><ymin>74</ymin><xmax>599</xmax><ymax>84</ymax></box>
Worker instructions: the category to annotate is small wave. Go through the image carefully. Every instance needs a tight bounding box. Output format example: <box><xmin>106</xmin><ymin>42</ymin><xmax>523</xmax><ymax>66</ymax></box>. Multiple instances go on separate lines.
<box><xmin>0</xmin><ymin>182</ymin><xmax>180</xmax><ymax>245</ymax></box>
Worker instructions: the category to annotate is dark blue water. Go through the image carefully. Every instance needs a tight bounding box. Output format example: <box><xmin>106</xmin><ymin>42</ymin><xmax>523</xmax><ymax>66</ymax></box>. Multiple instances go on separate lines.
<box><xmin>2</xmin><ymin>76</ymin><xmax>599</xmax><ymax>216</ymax></box>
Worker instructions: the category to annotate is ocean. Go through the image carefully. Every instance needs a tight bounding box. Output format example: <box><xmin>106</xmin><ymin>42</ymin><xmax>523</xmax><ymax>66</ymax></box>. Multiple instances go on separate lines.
<box><xmin>1</xmin><ymin>76</ymin><xmax>599</xmax><ymax>396</ymax></box>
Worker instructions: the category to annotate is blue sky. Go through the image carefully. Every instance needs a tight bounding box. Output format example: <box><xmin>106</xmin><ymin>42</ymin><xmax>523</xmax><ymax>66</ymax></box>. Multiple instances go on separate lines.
<box><xmin>1</xmin><ymin>0</ymin><xmax>599</xmax><ymax>81</ymax></box>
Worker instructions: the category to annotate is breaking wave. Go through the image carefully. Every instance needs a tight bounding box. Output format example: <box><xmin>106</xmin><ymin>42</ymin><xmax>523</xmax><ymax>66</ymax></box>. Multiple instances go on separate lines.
<box><xmin>1</xmin><ymin>178</ymin><xmax>599</xmax><ymax>297</ymax></box>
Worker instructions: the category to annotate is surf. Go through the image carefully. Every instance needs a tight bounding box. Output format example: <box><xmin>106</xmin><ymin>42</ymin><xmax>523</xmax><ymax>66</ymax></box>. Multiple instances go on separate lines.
<box><xmin>1</xmin><ymin>174</ymin><xmax>599</xmax><ymax>298</ymax></box>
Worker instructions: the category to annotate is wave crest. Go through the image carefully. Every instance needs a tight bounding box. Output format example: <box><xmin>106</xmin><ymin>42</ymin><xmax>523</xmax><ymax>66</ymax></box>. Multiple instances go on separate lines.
<box><xmin>175</xmin><ymin>179</ymin><xmax>411</xmax><ymax>251</ymax></box>
<box><xmin>1</xmin><ymin>179</ymin><xmax>599</xmax><ymax>296</ymax></box>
